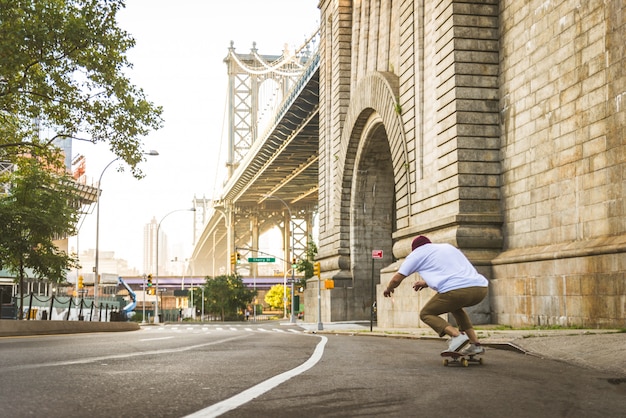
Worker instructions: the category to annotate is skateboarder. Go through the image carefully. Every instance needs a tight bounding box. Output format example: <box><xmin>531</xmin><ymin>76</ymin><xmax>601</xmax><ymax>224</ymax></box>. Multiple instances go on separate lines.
<box><xmin>383</xmin><ymin>236</ymin><xmax>488</xmax><ymax>355</ymax></box>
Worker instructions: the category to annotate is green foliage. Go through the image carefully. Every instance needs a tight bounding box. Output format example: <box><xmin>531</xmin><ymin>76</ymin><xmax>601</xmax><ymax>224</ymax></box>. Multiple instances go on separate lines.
<box><xmin>193</xmin><ymin>274</ymin><xmax>256</xmax><ymax>321</ymax></box>
<box><xmin>0</xmin><ymin>0</ymin><xmax>163</xmax><ymax>318</ymax></box>
<box><xmin>0</xmin><ymin>153</ymin><xmax>81</xmax><ymax>318</ymax></box>
<box><xmin>0</xmin><ymin>154</ymin><xmax>80</xmax><ymax>280</ymax></box>
<box><xmin>394</xmin><ymin>102</ymin><xmax>402</xmax><ymax>115</ymax></box>
<box><xmin>0</xmin><ymin>0</ymin><xmax>163</xmax><ymax>176</ymax></box>
<box><xmin>294</xmin><ymin>236</ymin><xmax>318</xmax><ymax>288</ymax></box>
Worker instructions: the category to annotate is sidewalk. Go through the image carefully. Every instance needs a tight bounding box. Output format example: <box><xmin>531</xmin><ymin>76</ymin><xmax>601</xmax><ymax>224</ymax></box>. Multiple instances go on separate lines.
<box><xmin>296</xmin><ymin>321</ymin><xmax>626</xmax><ymax>377</ymax></box>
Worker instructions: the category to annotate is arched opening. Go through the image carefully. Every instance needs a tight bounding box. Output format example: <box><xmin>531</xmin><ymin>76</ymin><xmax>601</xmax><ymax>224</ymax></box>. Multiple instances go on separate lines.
<box><xmin>350</xmin><ymin>121</ymin><xmax>395</xmax><ymax>320</ymax></box>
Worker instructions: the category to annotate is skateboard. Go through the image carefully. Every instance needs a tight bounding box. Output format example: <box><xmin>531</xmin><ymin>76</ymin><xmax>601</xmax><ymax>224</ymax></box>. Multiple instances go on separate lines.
<box><xmin>440</xmin><ymin>351</ymin><xmax>484</xmax><ymax>367</ymax></box>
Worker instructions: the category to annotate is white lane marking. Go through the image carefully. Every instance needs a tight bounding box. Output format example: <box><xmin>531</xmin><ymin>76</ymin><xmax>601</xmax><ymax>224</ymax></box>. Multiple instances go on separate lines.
<box><xmin>185</xmin><ymin>335</ymin><xmax>328</xmax><ymax>418</ymax></box>
<box><xmin>139</xmin><ymin>336</ymin><xmax>174</xmax><ymax>342</ymax></box>
<box><xmin>5</xmin><ymin>335</ymin><xmax>249</xmax><ymax>371</ymax></box>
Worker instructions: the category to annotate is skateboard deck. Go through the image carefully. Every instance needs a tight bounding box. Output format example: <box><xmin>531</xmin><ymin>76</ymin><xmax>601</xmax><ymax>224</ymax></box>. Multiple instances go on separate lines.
<box><xmin>440</xmin><ymin>351</ymin><xmax>483</xmax><ymax>367</ymax></box>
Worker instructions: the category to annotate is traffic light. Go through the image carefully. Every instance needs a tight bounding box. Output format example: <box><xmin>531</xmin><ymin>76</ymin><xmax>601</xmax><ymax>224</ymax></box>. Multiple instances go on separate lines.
<box><xmin>313</xmin><ymin>262</ymin><xmax>321</xmax><ymax>278</ymax></box>
<box><xmin>230</xmin><ymin>253</ymin><xmax>236</xmax><ymax>265</ymax></box>
<box><xmin>236</xmin><ymin>252</ymin><xmax>241</xmax><ymax>262</ymax></box>
<box><xmin>78</xmin><ymin>275</ymin><xmax>84</xmax><ymax>289</ymax></box>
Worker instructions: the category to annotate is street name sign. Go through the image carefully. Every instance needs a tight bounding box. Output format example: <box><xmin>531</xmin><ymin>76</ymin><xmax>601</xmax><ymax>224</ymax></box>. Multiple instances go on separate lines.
<box><xmin>248</xmin><ymin>257</ymin><xmax>276</xmax><ymax>263</ymax></box>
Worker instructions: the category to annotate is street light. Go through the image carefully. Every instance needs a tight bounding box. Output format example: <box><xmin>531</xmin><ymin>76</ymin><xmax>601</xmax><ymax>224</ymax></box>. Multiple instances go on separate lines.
<box><xmin>154</xmin><ymin>207</ymin><xmax>196</xmax><ymax>324</ymax></box>
<box><xmin>94</xmin><ymin>150</ymin><xmax>158</xmax><ymax>321</ymax></box>
<box><xmin>263</xmin><ymin>195</ymin><xmax>296</xmax><ymax>324</ymax></box>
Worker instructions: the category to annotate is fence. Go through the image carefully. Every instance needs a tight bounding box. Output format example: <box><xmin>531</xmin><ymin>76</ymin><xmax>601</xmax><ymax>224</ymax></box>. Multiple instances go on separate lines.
<box><xmin>9</xmin><ymin>292</ymin><xmax>124</xmax><ymax>322</ymax></box>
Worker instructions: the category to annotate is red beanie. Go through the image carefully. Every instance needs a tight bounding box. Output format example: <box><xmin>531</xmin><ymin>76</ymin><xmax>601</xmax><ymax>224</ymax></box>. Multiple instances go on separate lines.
<box><xmin>411</xmin><ymin>235</ymin><xmax>431</xmax><ymax>250</ymax></box>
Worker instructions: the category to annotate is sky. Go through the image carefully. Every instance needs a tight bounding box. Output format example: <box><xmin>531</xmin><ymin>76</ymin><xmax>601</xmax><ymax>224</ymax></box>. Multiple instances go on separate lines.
<box><xmin>71</xmin><ymin>0</ymin><xmax>320</xmax><ymax>273</ymax></box>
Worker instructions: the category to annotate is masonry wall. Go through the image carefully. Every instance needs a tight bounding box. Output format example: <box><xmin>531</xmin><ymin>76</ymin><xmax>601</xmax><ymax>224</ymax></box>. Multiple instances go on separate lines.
<box><xmin>313</xmin><ymin>0</ymin><xmax>626</xmax><ymax>328</ymax></box>
<box><xmin>492</xmin><ymin>0</ymin><xmax>626</xmax><ymax>327</ymax></box>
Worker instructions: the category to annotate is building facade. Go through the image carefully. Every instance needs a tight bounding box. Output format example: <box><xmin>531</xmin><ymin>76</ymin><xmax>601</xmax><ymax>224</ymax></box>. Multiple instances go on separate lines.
<box><xmin>308</xmin><ymin>0</ymin><xmax>626</xmax><ymax>328</ymax></box>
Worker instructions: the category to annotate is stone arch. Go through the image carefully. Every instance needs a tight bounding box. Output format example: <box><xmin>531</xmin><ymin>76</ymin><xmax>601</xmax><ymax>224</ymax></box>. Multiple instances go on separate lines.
<box><xmin>349</xmin><ymin>115</ymin><xmax>395</xmax><ymax>318</ymax></box>
<box><xmin>336</xmin><ymin>71</ymin><xmax>410</xmax><ymax>265</ymax></box>
<box><xmin>330</xmin><ymin>71</ymin><xmax>409</xmax><ymax>319</ymax></box>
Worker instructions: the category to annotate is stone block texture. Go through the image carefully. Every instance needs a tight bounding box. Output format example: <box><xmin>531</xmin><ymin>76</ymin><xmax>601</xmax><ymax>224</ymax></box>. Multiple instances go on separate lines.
<box><xmin>306</xmin><ymin>0</ymin><xmax>626</xmax><ymax>329</ymax></box>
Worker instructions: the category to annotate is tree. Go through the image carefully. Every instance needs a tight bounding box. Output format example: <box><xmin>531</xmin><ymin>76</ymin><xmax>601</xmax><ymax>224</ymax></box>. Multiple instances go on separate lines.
<box><xmin>0</xmin><ymin>0</ymin><xmax>163</xmax><ymax>177</ymax></box>
<box><xmin>196</xmin><ymin>274</ymin><xmax>256</xmax><ymax>321</ymax></box>
<box><xmin>295</xmin><ymin>236</ymin><xmax>318</xmax><ymax>288</ymax></box>
<box><xmin>265</xmin><ymin>284</ymin><xmax>289</xmax><ymax>311</ymax></box>
<box><xmin>0</xmin><ymin>0</ymin><xmax>163</xmax><ymax>318</ymax></box>
<box><xmin>0</xmin><ymin>153</ymin><xmax>80</xmax><ymax>319</ymax></box>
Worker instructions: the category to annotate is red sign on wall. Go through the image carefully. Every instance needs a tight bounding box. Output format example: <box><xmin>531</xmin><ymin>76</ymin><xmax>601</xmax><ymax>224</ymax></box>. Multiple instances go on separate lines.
<box><xmin>372</xmin><ymin>250</ymin><xmax>383</xmax><ymax>259</ymax></box>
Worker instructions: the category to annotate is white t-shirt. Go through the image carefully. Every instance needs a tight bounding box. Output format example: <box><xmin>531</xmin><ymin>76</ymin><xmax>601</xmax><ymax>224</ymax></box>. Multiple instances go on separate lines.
<box><xmin>398</xmin><ymin>243</ymin><xmax>488</xmax><ymax>293</ymax></box>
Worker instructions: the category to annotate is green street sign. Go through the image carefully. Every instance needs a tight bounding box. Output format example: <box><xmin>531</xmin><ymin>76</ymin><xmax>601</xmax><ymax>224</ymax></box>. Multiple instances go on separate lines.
<box><xmin>248</xmin><ymin>257</ymin><xmax>276</xmax><ymax>263</ymax></box>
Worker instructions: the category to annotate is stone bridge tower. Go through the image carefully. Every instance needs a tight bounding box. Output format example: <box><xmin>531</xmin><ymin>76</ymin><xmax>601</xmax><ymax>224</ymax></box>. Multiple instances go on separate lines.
<box><xmin>308</xmin><ymin>0</ymin><xmax>626</xmax><ymax>329</ymax></box>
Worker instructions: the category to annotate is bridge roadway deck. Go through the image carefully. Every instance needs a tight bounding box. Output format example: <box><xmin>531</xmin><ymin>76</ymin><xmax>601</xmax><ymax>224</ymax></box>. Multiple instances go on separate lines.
<box><xmin>190</xmin><ymin>55</ymin><xmax>320</xmax><ymax>277</ymax></box>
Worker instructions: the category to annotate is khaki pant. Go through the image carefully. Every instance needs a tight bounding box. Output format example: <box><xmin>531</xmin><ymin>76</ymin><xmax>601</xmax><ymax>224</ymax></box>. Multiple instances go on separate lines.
<box><xmin>419</xmin><ymin>286</ymin><xmax>488</xmax><ymax>337</ymax></box>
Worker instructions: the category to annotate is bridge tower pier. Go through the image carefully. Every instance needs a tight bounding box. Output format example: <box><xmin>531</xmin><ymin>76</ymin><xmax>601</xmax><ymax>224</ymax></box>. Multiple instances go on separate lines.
<box><xmin>310</xmin><ymin>0</ymin><xmax>501</xmax><ymax>326</ymax></box>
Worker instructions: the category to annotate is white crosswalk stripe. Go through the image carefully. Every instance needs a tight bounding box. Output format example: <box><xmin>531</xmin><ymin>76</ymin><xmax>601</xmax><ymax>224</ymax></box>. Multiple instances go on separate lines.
<box><xmin>140</xmin><ymin>325</ymin><xmax>302</xmax><ymax>335</ymax></box>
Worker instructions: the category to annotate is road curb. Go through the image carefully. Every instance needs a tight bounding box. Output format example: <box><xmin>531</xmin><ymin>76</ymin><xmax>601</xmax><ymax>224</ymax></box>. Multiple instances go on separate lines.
<box><xmin>0</xmin><ymin>320</ymin><xmax>140</xmax><ymax>337</ymax></box>
<box><xmin>304</xmin><ymin>328</ymin><xmax>537</xmax><ymax>356</ymax></box>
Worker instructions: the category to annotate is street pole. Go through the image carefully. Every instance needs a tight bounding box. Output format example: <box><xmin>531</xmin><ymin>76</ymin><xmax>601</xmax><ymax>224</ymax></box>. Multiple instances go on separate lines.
<box><xmin>190</xmin><ymin>279</ymin><xmax>194</xmax><ymax>320</ymax></box>
<box><xmin>94</xmin><ymin>151</ymin><xmax>158</xmax><ymax>321</ymax></box>
<box><xmin>93</xmin><ymin>157</ymin><xmax>119</xmax><ymax>321</ymax></box>
<box><xmin>155</xmin><ymin>207</ymin><xmax>195</xmax><ymax>324</ymax></box>
<box><xmin>142</xmin><ymin>274</ymin><xmax>146</xmax><ymax>323</ymax></box>
<box><xmin>290</xmin><ymin>232</ymin><xmax>296</xmax><ymax>323</ymax></box>
<box><xmin>283</xmin><ymin>270</ymin><xmax>288</xmax><ymax>319</ymax></box>
<box><xmin>318</xmin><ymin>272</ymin><xmax>323</xmax><ymax>331</ymax></box>
<box><xmin>253</xmin><ymin>272</ymin><xmax>257</xmax><ymax>322</ymax></box>
<box><xmin>371</xmin><ymin>257</ymin><xmax>374</xmax><ymax>332</ymax></box>
<box><xmin>263</xmin><ymin>195</ymin><xmax>297</xmax><ymax>323</ymax></box>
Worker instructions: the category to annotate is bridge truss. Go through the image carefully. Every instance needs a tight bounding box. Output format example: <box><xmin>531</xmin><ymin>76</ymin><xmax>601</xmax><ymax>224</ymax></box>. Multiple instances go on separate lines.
<box><xmin>190</xmin><ymin>30</ymin><xmax>320</xmax><ymax>279</ymax></box>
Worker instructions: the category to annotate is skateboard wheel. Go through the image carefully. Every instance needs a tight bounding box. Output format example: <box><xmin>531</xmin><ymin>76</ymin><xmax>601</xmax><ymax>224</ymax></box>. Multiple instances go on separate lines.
<box><xmin>478</xmin><ymin>357</ymin><xmax>483</xmax><ymax>365</ymax></box>
<box><xmin>443</xmin><ymin>359</ymin><xmax>449</xmax><ymax>366</ymax></box>
<box><xmin>461</xmin><ymin>358</ymin><xmax>469</xmax><ymax>367</ymax></box>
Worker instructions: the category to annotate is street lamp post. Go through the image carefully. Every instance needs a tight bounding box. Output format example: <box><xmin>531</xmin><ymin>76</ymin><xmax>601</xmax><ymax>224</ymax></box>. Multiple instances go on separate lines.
<box><xmin>94</xmin><ymin>151</ymin><xmax>158</xmax><ymax>321</ymax></box>
<box><xmin>93</xmin><ymin>157</ymin><xmax>118</xmax><ymax>320</ymax></box>
<box><xmin>263</xmin><ymin>195</ymin><xmax>297</xmax><ymax>324</ymax></box>
<box><xmin>154</xmin><ymin>208</ymin><xmax>196</xmax><ymax>324</ymax></box>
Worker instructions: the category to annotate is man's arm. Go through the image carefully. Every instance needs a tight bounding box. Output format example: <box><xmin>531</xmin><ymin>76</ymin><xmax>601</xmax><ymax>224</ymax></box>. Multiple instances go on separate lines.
<box><xmin>383</xmin><ymin>272</ymin><xmax>407</xmax><ymax>297</ymax></box>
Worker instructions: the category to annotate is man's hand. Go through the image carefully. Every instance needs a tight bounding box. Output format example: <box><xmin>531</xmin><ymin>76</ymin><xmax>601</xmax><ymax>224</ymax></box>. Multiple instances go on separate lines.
<box><xmin>412</xmin><ymin>280</ymin><xmax>428</xmax><ymax>291</ymax></box>
<box><xmin>384</xmin><ymin>273</ymin><xmax>407</xmax><ymax>297</ymax></box>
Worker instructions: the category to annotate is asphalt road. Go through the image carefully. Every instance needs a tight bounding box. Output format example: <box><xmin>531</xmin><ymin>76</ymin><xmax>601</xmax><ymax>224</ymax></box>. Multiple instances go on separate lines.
<box><xmin>1</xmin><ymin>322</ymin><xmax>623</xmax><ymax>418</ymax></box>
